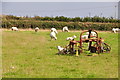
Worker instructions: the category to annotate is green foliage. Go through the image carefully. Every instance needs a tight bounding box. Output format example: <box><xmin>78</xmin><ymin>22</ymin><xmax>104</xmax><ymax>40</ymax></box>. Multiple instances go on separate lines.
<box><xmin>5</xmin><ymin>15</ymin><xmax>21</xmax><ymax>20</ymax></box>
<box><xmin>3</xmin><ymin>15</ymin><xmax>120</xmax><ymax>23</ymax></box>
<box><xmin>2</xmin><ymin>15</ymin><xmax>120</xmax><ymax>30</ymax></box>
<box><xmin>2</xmin><ymin>20</ymin><xmax>120</xmax><ymax>31</ymax></box>
<box><xmin>72</xmin><ymin>17</ymin><xmax>82</xmax><ymax>22</ymax></box>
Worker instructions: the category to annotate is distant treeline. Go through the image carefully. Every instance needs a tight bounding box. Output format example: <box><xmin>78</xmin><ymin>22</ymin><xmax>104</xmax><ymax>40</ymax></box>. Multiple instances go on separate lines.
<box><xmin>2</xmin><ymin>15</ymin><xmax>120</xmax><ymax>31</ymax></box>
<box><xmin>3</xmin><ymin>15</ymin><xmax>120</xmax><ymax>23</ymax></box>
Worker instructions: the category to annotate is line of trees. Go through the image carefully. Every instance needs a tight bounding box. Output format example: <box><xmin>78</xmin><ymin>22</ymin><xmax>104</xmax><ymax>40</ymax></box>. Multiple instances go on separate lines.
<box><xmin>3</xmin><ymin>15</ymin><xmax>120</xmax><ymax>23</ymax></box>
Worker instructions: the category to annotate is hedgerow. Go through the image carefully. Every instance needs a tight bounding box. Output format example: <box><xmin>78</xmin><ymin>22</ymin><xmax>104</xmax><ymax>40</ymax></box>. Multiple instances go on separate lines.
<box><xmin>2</xmin><ymin>19</ymin><xmax>120</xmax><ymax>31</ymax></box>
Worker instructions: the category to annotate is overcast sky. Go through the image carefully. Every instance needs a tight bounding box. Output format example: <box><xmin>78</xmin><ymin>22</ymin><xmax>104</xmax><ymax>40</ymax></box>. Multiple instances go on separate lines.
<box><xmin>1</xmin><ymin>0</ymin><xmax>120</xmax><ymax>18</ymax></box>
<box><xmin>1</xmin><ymin>0</ymin><xmax>120</xmax><ymax>2</ymax></box>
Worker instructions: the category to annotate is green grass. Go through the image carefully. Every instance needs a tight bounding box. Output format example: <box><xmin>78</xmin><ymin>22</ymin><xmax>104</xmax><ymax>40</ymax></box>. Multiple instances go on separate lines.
<box><xmin>2</xmin><ymin>31</ymin><xmax>118</xmax><ymax>78</ymax></box>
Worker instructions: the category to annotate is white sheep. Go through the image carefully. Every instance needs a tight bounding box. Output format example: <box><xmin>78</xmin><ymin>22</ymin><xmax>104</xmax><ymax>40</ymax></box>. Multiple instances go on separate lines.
<box><xmin>81</xmin><ymin>35</ymin><xmax>88</xmax><ymax>39</ymax></box>
<box><xmin>66</xmin><ymin>35</ymin><xmax>77</xmax><ymax>41</ymax></box>
<box><xmin>112</xmin><ymin>28</ymin><xmax>120</xmax><ymax>33</ymax></box>
<box><xmin>57</xmin><ymin>46</ymin><xmax>66</xmax><ymax>54</ymax></box>
<box><xmin>50</xmin><ymin>31</ymin><xmax>57</xmax><ymax>40</ymax></box>
<box><xmin>63</xmin><ymin>26</ymin><xmax>69</xmax><ymax>32</ymax></box>
<box><xmin>57</xmin><ymin>46</ymin><xmax>64</xmax><ymax>52</ymax></box>
<box><xmin>11</xmin><ymin>27</ymin><xmax>18</xmax><ymax>31</ymax></box>
<box><xmin>35</xmin><ymin>27</ymin><xmax>39</xmax><ymax>32</ymax></box>
<box><xmin>51</xmin><ymin>28</ymin><xmax>58</xmax><ymax>34</ymax></box>
<box><xmin>86</xmin><ymin>32</ymin><xmax>96</xmax><ymax>36</ymax></box>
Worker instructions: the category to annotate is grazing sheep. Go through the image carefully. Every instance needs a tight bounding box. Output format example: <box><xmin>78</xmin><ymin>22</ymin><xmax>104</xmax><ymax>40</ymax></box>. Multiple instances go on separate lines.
<box><xmin>63</xmin><ymin>26</ymin><xmax>69</xmax><ymax>32</ymax></box>
<box><xmin>57</xmin><ymin>46</ymin><xmax>64</xmax><ymax>52</ymax></box>
<box><xmin>66</xmin><ymin>35</ymin><xmax>77</xmax><ymax>41</ymax></box>
<box><xmin>81</xmin><ymin>35</ymin><xmax>88</xmax><ymax>39</ymax></box>
<box><xmin>86</xmin><ymin>32</ymin><xmax>96</xmax><ymax>36</ymax></box>
<box><xmin>112</xmin><ymin>28</ymin><xmax>120</xmax><ymax>33</ymax></box>
<box><xmin>51</xmin><ymin>28</ymin><xmax>58</xmax><ymax>34</ymax></box>
<box><xmin>11</xmin><ymin>27</ymin><xmax>18</xmax><ymax>31</ymax></box>
<box><xmin>50</xmin><ymin>31</ymin><xmax>57</xmax><ymax>40</ymax></box>
<box><xmin>82</xmin><ymin>32</ymin><xmax>96</xmax><ymax>39</ymax></box>
<box><xmin>35</xmin><ymin>27</ymin><xmax>39</xmax><ymax>32</ymax></box>
<box><xmin>57</xmin><ymin>46</ymin><xmax>66</xmax><ymax>54</ymax></box>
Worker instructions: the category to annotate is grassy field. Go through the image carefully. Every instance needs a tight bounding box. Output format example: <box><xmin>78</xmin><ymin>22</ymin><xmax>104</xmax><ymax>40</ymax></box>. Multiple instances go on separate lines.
<box><xmin>2</xmin><ymin>30</ymin><xmax>118</xmax><ymax>78</ymax></box>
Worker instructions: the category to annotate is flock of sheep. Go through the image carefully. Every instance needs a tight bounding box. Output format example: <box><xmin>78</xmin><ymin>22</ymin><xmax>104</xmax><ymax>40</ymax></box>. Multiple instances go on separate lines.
<box><xmin>50</xmin><ymin>27</ymin><xmax>98</xmax><ymax>40</ymax></box>
<box><xmin>49</xmin><ymin>27</ymin><xmax>119</xmax><ymax>40</ymax></box>
<box><xmin>11</xmin><ymin>26</ymin><xmax>119</xmax><ymax>54</ymax></box>
<box><xmin>11</xmin><ymin>26</ymin><xmax>120</xmax><ymax>41</ymax></box>
<box><xmin>11</xmin><ymin>26</ymin><xmax>71</xmax><ymax>40</ymax></box>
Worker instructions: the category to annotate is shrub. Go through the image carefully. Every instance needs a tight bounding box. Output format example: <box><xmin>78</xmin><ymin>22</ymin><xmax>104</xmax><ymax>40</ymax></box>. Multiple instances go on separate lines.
<box><xmin>2</xmin><ymin>15</ymin><xmax>120</xmax><ymax>31</ymax></box>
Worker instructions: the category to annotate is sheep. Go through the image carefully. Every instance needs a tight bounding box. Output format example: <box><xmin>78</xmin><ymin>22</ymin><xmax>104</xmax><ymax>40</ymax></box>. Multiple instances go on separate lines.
<box><xmin>51</xmin><ymin>28</ymin><xmax>58</xmax><ymax>34</ymax></box>
<box><xmin>86</xmin><ymin>32</ymin><xmax>96</xmax><ymax>36</ymax></box>
<box><xmin>63</xmin><ymin>26</ymin><xmax>69</xmax><ymax>32</ymax></box>
<box><xmin>50</xmin><ymin>31</ymin><xmax>57</xmax><ymax>40</ymax></box>
<box><xmin>112</xmin><ymin>28</ymin><xmax>120</xmax><ymax>33</ymax></box>
<box><xmin>57</xmin><ymin>46</ymin><xmax>64</xmax><ymax>52</ymax></box>
<box><xmin>57</xmin><ymin>46</ymin><xmax>67</xmax><ymax>54</ymax></box>
<box><xmin>11</xmin><ymin>27</ymin><xmax>18</xmax><ymax>31</ymax></box>
<box><xmin>35</xmin><ymin>27</ymin><xmax>39</xmax><ymax>32</ymax></box>
<box><xmin>81</xmin><ymin>35</ymin><xmax>88</xmax><ymax>39</ymax></box>
<box><xmin>66</xmin><ymin>35</ymin><xmax>77</xmax><ymax>41</ymax></box>
<box><xmin>81</xmin><ymin>32</ymin><xmax>96</xmax><ymax>39</ymax></box>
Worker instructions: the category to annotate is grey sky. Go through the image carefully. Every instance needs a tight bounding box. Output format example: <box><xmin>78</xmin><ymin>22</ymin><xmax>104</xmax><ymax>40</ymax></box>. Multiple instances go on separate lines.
<box><xmin>2</xmin><ymin>2</ymin><xmax>118</xmax><ymax>18</ymax></box>
<box><xmin>2</xmin><ymin>0</ymin><xmax>120</xmax><ymax>2</ymax></box>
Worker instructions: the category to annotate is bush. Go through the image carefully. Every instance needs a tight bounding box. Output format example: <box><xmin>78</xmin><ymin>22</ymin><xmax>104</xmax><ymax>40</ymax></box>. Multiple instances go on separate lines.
<box><xmin>3</xmin><ymin>15</ymin><xmax>120</xmax><ymax>23</ymax></box>
<box><xmin>2</xmin><ymin>20</ymin><xmax>119</xmax><ymax>31</ymax></box>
